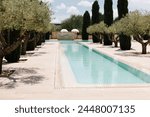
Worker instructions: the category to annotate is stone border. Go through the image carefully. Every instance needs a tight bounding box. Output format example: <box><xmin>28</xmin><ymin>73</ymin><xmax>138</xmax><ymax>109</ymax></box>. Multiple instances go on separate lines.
<box><xmin>56</xmin><ymin>41</ymin><xmax>150</xmax><ymax>88</ymax></box>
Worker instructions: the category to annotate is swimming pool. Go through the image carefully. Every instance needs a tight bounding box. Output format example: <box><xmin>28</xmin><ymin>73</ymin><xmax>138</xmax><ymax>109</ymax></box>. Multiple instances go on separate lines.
<box><xmin>60</xmin><ymin>41</ymin><xmax>150</xmax><ymax>84</ymax></box>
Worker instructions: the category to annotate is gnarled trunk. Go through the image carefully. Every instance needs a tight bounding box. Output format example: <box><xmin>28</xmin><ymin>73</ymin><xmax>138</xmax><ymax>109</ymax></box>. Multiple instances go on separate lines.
<box><xmin>27</xmin><ymin>31</ymin><xmax>36</xmax><ymax>51</ymax></box>
<box><xmin>114</xmin><ymin>41</ymin><xmax>118</xmax><ymax>47</ymax></box>
<box><xmin>37</xmin><ymin>33</ymin><xmax>43</xmax><ymax>45</ymax></box>
<box><xmin>133</xmin><ymin>35</ymin><xmax>150</xmax><ymax>54</ymax></box>
<box><xmin>5</xmin><ymin>30</ymin><xmax>21</xmax><ymax>63</ymax></box>
<box><xmin>0</xmin><ymin>31</ymin><xmax>27</xmax><ymax>74</ymax></box>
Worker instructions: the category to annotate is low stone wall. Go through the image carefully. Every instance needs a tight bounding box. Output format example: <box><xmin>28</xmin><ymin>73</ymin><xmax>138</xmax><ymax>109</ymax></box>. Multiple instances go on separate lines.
<box><xmin>57</xmin><ymin>32</ymin><xmax>76</xmax><ymax>40</ymax></box>
<box><xmin>51</xmin><ymin>32</ymin><xmax>58</xmax><ymax>39</ymax></box>
<box><xmin>52</xmin><ymin>32</ymin><xmax>77</xmax><ymax>40</ymax></box>
<box><xmin>51</xmin><ymin>32</ymin><xmax>93</xmax><ymax>40</ymax></box>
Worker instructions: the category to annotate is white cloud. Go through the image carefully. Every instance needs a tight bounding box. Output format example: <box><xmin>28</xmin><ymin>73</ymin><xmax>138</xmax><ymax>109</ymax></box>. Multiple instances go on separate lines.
<box><xmin>129</xmin><ymin>0</ymin><xmax>150</xmax><ymax>11</ymax></box>
<box><xmin>52</xmin><ymin>18</ymin><xmax>61</xmax><ymax>24</ymax></box>
<box><xmin>78</xmin><ymin>0</ymin><xmax>92</xmax><ymax>7</ymax></box>
<box><xmin>67</xmin><ymin>6</ymin><xmax>80</xmax><ymax>15</ymax></box>
<box><xmin>56</xmin><ymin>3</ymin><xmax>66</xmax><ymax>10</ymax></box>
<box><xmin>52</xmin><ymin>14</ymin><xmax>69</xmax><ymax>23</ymax></box>
<box><xmin>113</xmin><ymin>9</ymin><xmax>118</xmax><ymax>18</ymax></box>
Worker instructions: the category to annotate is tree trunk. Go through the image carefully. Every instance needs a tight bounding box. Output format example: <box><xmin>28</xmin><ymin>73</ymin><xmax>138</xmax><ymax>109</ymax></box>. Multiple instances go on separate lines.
<box><xmin>100</xmin><ymin>39</ymin><xmax>102</xmax><ymax>44</ymax></box>
<box><xmin>142</xmin><ymin>44</ymin><xmax>147</xmax><ymax>54</ymax></box>
<box><xmin>99</xmin><ymin>34</ymin><xmax>103</xmax><ymax>44</ymax></box>
<box><xmin>114</xmin><ymin>41</ymin><xmax>118</xmax><ymax>47</ymax></box>
<box><xmin>21</xmin><ymin>38</ymin><xmax>28</xmax><ymax>55</ymax></box>
<box><xmin>37</xmin><ymin>33</ymin><xmax>42</xmax><ymax>45</ymax></box>
<box><xmin>0</xmin><ymin>57</ymin><xmax>3</xmax><ymax>74</ymax></box>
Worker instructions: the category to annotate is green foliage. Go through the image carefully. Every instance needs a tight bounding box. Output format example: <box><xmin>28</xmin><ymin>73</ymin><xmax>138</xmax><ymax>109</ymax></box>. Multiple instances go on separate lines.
<box><xmin>87</xmin><ymin>22</ymin><xmax>107</xmax><ymax>34</ymax></box>
<box><xmin>104</xmin><ymin>0</ymin><xmax>113</xmax><ymax>26</ymax></box>
<box><xmin>87</xmin><ymin>10</ymin><xmax>150</xmax><ymax>53</ymax></box>
<box><xmin>82</xmin><ymin>11</ymin><xmax>90</xmax><ymax>40</ymax></box>
<box><xmin>51</xmin><ymin>24</ymin><xmax>62</xmax><ymax>32</ymax></box>
<box><xmin>61</xmin><ymin>15</ymin><xmax>83</xmax><ymax>32</ymax></box>
<box><xmin>115</xmin><ymin>11</ymin><xmax>150</xmax><ymax>36</ymax></box>
<box><xmin>92</xmin><ymin>0</ymin><xmax>101</xmax><ymax>43</ymax></box>
<box><xmin>0</xmin><ymin>0</ymin><xmax>52</xmax><ymax>63</ymax></box>
<box><xmin>104</xmin><ymin>0</ymin><xmax>113</xmax><ymax>45</ymax></box>
<box><xmin>0</xmin><ymin>0</ymin><xmax>52</xmax><ymax>32</ymax></box>
<box><xmin>99</xmin><ymin>12</ymin><xmax>104</xmax><ymax>22</ymax></box>
<box><xmin>111</xmin><ymin>11</ymin><xmax>150</xmax><ymax>52</ymax></box>
<box><xmin>0</xmin><ymin>0</ymin><xmax>52</xmax><ymax>73</ymax></box>
<box><xmin>92</xmin><ymin>0</ymin><xmax>100</xmax><ymax>24</ymax></box>
<box><xmin>117</xmin><ymin>0</ymin><xmax>128</xmax><ymax>19</ymax></box>
<box><xmin>117</xmin><ymin>0</ymin><xmax>130</xmax><ymax>50</ymax></box>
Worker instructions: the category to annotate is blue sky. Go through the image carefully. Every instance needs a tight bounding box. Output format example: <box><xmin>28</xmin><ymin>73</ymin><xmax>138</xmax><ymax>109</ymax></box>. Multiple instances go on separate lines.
<box><xmin>42</xmin><ymin>0</ymin><xmax>150</xmax><ymax>23</ymax></box>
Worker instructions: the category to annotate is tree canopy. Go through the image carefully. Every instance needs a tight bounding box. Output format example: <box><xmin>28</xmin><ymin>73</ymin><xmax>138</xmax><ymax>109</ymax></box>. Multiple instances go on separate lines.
<box><xmin>92</xmin><ymin>0</ymin><xmax>100</xmax><ymax>25</ymax></box>
<box><xmin>91</xmin><ymin>0</ymin><xmax>101</xmax><ymax>43</ymax></box>
<box><xmin>104</xmin><ymin>0</ymin><xmax>113</xmax><ymax>26</ymax></box>
<box><xmin>82</xmin><ymin>11</ymin><xmax>90</xmax><ymax>40</ymax></box>
<box><xmin>103</xmin><ymin>0</ymin><xmax>113</xmax><ymax>45</ymax></box>
<box><xmin>117</xmin><ymin>0</ymin><xmax>128</xmax><ymax>20</ymax></box>
<box><xmin>87</xmin><ymin>22</ymin><xmax>107</xmax><ymax>34</ymax></box>
<box><xmin>61</xmin><ymin>15</ymin><xmax>83</xmax><ymax>33</ymax></box>
<box><xmin>87</xmin><ymin>10</ymin><xmax>150</xmax><ymax>54</ymax></box>
<box><xmin>0</xmin><ymin>0</ymin><xmax>52</xmax><ymax>73</ymax></box>
<box><xmin>0</xmin><ymin>0</ymin><xmax>52</xmax><ymax>32</ymax></box>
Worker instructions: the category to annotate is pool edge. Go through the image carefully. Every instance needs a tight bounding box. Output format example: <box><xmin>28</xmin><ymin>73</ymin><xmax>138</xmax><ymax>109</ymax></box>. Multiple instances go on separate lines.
<box><xmin>79</xmin><ymin>42</ymin><xmax>150</xmax><ymax>83</ymax></box>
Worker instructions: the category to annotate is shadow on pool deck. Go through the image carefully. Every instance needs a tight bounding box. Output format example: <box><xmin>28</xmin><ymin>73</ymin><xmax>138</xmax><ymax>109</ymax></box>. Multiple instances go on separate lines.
<box><xmin>115</xmin><ymin>52</ymin><xmax>150</xmax><ymax>58</ymax></box>
<box><xmin>0</xmin><ymin>68</ymin><xmax>45</xmax><ymax>89</ymax></box>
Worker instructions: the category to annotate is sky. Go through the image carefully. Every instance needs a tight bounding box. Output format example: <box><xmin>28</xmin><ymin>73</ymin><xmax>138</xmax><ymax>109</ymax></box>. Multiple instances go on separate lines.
<box><xmin>42</xmin><ymin>0</ymin><xmax>150</xmax><ymax>23</ymax></box>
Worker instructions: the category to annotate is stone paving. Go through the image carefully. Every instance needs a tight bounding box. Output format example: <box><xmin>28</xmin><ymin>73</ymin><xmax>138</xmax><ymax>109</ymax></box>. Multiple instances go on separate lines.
<box><xmin>0</xmin><ymin>40</ymin><xmax>150</xmax><ymax>100</ymax></box>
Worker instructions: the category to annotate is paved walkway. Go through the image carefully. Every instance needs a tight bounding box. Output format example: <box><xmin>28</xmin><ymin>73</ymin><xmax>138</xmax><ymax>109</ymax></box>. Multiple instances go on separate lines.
<box><xmin>0</xmin><ymin>40</ymin><xmax>150</xmax><ymax>100</ymax></box>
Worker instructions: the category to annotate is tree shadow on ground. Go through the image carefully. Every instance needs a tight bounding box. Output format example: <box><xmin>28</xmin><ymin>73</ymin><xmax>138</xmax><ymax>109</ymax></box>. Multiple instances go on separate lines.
<box><xmin>0</xmin><ymin>68</ymin><xmax>45</xmax><ymax>89</ymax></box>
<box><xmin>23</xmin><ymin>52</ymin><xmax>47</xmax><ymax>57</ymax></box>
<box><xmin>115</xmin><ymin>48</ymin><xmax>135</xmax><ymax>51</ymax></box>
<box><xmin>2</xmin><ymin>58</ymin><xmax>28</xmax><ymax>65</ymax></box>
<box><xmin>115</xmin><ymin>52</ymin><xmax>150</xmax><ymax>58</ymax></box>
<box><xmin>21</xmin><ymin>76</ymin><xmax>44</xmax><ymax>85</ymax></box>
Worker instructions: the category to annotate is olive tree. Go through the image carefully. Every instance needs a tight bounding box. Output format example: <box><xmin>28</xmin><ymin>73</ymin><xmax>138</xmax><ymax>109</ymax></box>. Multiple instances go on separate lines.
<box><xmin>87</xmin><ymin>22</ymin><xmax>107</xmax><ymax>43</ymax></box>
<box><xmin>87</xmin><ymin>11</ymin><xmax>150</xmax><ymax>53</ymax></box>
<box><xmin>114</xmin><ymin>11</ymin><xmax>150</xmax><ymax>54</ymax></box>
<box><xmin>107</xmin><ymin>23</ymin><xmax>120</xmax><ymax>47</ymax></box>
<box><xmin>87</xmin><ymin>22</ymin><xmax>120</xmax><ymax>47</ymax></box>
<box><xmin>0</xmin><ymin>0</ymin><xmax>52</xmax><ymax>74</ymax></box>
<box><xmin>26</xmin><ymin>0</ymin><xmax>52</xmax><ymax>50</ymax></box>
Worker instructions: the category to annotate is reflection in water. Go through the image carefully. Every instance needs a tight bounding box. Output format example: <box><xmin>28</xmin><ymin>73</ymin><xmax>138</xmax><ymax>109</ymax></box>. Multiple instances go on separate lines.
<box><xmin>61</xmin><ymin>41</ymin><xmax>147</xmax><ymax>84</ymax></box>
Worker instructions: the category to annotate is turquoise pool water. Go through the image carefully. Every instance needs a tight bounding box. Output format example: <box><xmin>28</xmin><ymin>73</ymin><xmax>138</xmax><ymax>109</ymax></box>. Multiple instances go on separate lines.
<box><xmin>60</xmin><ymin>41</ymin><xmax>150</xmax><ymax>84</ymax></box>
